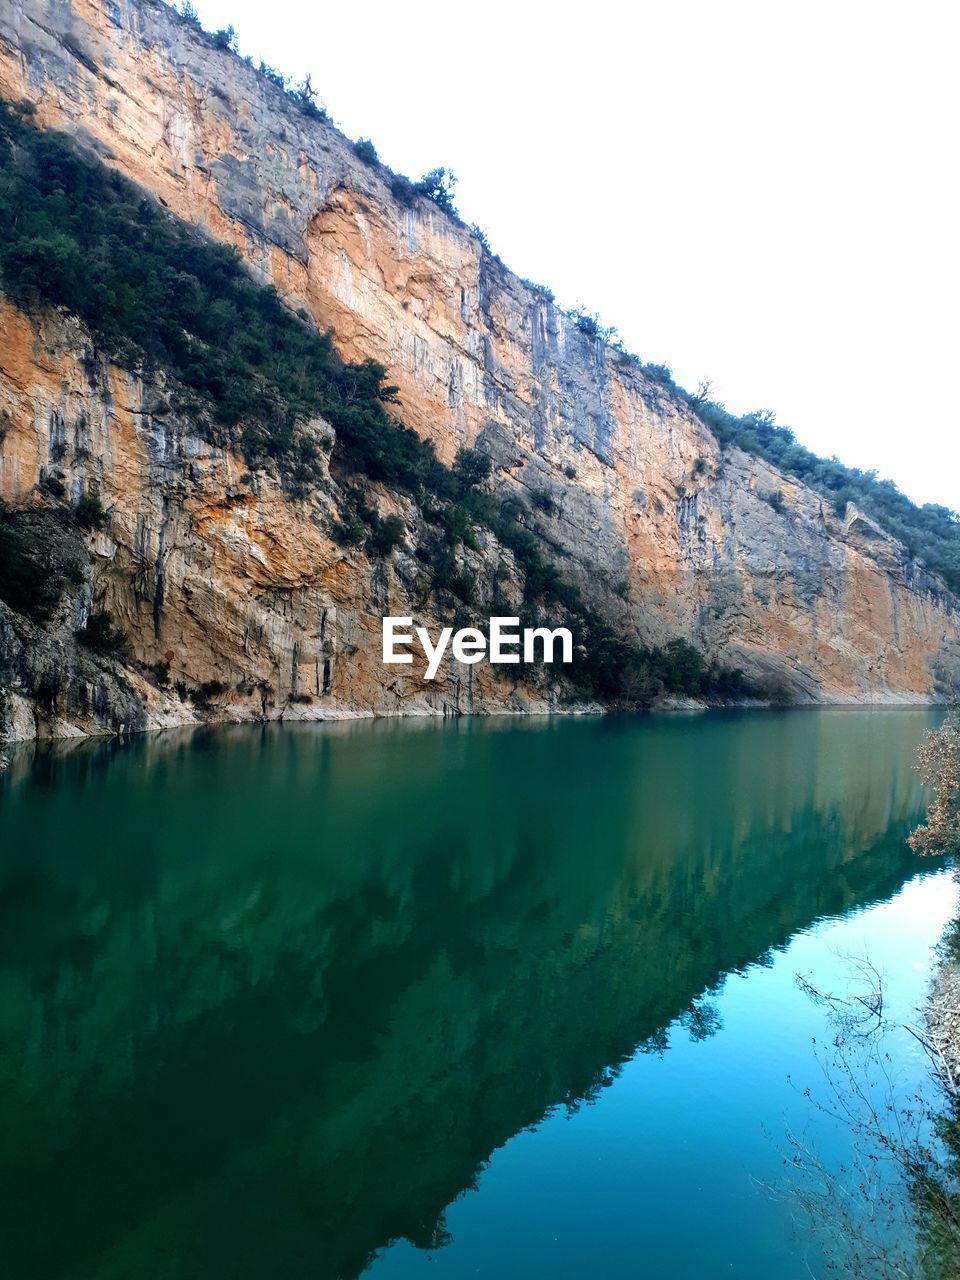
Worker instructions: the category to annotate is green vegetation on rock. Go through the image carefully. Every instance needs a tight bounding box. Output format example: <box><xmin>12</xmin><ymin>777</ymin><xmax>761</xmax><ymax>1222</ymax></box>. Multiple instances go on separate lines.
<box><xmin>0</xmin><ymin>499</ymin><xmax>85</xmax><ymax>622</ymax></box>
<box><xmin>165</xmin><ymin>0</ymin><xmax>958</xmax><ymax>594</ymax></box>
<box><xmin>0</xmin><ymin>99</ymin><xmax>752</xmax><ymax>707</ymax></box>
<box><xmin>688</xmin><ymin>399</ymin><xmax>960</xmax><ymax>589</ymax></box>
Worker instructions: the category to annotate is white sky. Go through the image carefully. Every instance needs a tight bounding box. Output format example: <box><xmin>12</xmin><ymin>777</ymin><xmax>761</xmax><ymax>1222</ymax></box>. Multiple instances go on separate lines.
<box><xmin>187</xmin><ymin>0</ymin><xmax>959</xmax><ymax>510</ymax></box>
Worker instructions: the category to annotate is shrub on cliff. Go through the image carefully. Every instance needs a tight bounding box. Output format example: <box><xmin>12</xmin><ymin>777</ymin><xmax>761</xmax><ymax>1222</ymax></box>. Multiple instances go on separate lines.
<box><xmin>388</xmin><ymin>174</ymin><xmax>416</xmax><ymax>206</ymax></box>
<box><xmin>640</xmin><ymin>362</ymin><xmax>677</xmax><ymax>388</ymax></box>
<box><xmin>655</xmin><ymin>638</ymin><xmax>707</xmax><ymax>695</ymax></box>
<box><xmin>368</xmin><ymin>514</ymin><xmax>405</xmax><ymax>558</ymax></box>
<box><xmin>570</xmin><ymin>308</ymin><xmax>619</xmax><ymax>344</ymax></box>
<box><xmin>211</xmin><ymin>26</ymin><xmax>237</xmax><ymax>53</ymax></box>
<box><xmin>0</xmin><ymin>500</ymin><xmax>84</xmax><ymax>621</ymax></box>
<box><xmin>414</xmin><ymin>168</ymin><xmax>458</xmax><ymax>216</ymax></box>
<box><xmin>74</xmin><ymin>492</ymin><xmax>107</xmax><ymax>530</ymax></box>
<box><xmin>352</xmin><ymin>138</ymin><xmax>379</xmax><ymax>167</ymax></box>
<box><xmin>690</xmin><ymin>396</ymin><xmax>960</xmax><ymax>590</ymax></box>
<box><xmin>451</xmin><ymin>447</ymin><xmax>491</xmax><ymax>498</ymax></box>
<box><xmin>288</xmin><ymin>76</ymin><xmax>328</xmax><ymax>122</ymax></box>
<box><xmin>178</xmin><ymin>1</ymin><xmax>201</xmax><ymax>29</ymax></box>
<box><xmin>75</xmin><ymin>608</ymin><xmax>126</xmax><ymax>657</ymax></box>
<box><xmin>909</xmin><ymin>712</ymin><xmax>960</xmax><ymax>856</ymax></box>
<box><xmin>257</xmin><ymin>61</ymin><xmax>286</xmax><ymax>89</ymax></box>
<box><xmin>189</xmin><ymin>679</ymin><xmax>227</xmax><ymax>707</ymax></box>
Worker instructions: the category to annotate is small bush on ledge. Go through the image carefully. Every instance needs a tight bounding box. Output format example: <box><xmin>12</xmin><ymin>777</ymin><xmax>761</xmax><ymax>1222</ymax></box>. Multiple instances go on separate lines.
<box><xmin>352</xmin><ymin>138</ymin><xmax>379</xmax><ymax>167</ymax></box>
<box><xmin>189</xmin><ymin>679</ymin><xmax>228</xmax><ymax>709</ymax></box>
<box><xmin>74</xmin><ymin>492</ymin><xmax>107</xmax><ymax>530</ymax></box>
<box><xmin>76</xmin><ymin>609</ymin><xmax>126</xmax><ymax>657</ymax></box>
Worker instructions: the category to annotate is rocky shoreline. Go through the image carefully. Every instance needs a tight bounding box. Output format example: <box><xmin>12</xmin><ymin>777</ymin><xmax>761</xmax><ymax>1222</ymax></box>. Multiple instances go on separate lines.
<box><xmin>1</xmin><ymin>684</ymin><xmax>946</xmax><ymax>747</ymax></box>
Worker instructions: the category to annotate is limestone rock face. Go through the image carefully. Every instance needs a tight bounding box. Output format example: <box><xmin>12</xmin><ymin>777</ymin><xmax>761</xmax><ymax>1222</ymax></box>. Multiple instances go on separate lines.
<box><xmin>0</xmin><ymin>301</ymin><xmax>564</xmax><ymax>739</ymax></box>
<box><xmin>0</xmin><ymin>0</ymin><xmax>958</xmax><ymax>738</ymax></box>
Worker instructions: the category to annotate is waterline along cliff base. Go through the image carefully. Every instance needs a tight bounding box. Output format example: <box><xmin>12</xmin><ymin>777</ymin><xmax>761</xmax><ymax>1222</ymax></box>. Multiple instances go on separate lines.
<box><xmin>0</xmin><ymin>0</ymin><xmax>958</xmax><ymax>742</ymax></box>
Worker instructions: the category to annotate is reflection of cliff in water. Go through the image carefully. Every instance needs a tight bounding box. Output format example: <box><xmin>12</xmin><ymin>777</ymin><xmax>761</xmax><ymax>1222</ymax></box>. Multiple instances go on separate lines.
<box><xmin>0</xmin><ymin>709</ymin><xmax>938</xmax><ymax>1279</ymax></box>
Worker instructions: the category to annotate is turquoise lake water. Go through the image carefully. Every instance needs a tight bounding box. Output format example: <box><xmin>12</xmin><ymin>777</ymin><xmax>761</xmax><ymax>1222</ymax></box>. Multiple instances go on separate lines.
<box><xmin>0</xmin><ymin>707</ymin><xmax>953</xmax><ymax>1278</ymax></box>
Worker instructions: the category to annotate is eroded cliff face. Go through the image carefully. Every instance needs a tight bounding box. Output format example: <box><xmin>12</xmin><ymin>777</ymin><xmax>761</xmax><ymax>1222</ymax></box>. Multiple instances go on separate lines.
<box><xmin>0</xmin><ymin>0</ymin><xmax>957</xmax><ymax>739</ymax></box>
<box><xmin>0</xmin><ymin>299</ymin><xmax>564</xmax><ymax>738</ymax></box>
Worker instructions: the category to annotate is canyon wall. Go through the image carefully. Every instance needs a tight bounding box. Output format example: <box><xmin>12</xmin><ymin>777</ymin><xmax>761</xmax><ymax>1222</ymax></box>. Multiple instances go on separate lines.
<box><xmin>0</xmin><ymin>299</ymin><xmax>554</xmax><ymax>738</ymax></box>
<box><xmin>0</xmin><ymin>0</ymin><xmax>958</xmax><ymax>738</ymax></box>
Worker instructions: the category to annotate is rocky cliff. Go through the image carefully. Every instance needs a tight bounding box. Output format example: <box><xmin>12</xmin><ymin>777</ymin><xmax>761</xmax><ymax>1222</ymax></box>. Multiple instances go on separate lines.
<box><xmin>0</xmin><ymin>0</ymin><xmax>957</xmax><ymax>740</ymax></box>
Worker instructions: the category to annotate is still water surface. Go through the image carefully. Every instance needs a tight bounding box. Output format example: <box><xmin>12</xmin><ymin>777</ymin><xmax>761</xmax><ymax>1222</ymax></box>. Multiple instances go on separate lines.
<box><xmin>0</xmin><ymin>707</ymin><xmax>953</xmax><ymax>1279</ymax></box>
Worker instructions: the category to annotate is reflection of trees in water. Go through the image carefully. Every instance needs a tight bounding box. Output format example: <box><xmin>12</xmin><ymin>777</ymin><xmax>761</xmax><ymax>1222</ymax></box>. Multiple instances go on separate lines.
<box><xmin>680</xmin><ymin>998</ymin><xmax>723</xmax><ymax>1042</ymax></box>
<box><xmin>780</xmin><ymin>961</ymin><xmax>960</xmax><ymax>1279</ymax></box>
<box><xmin>0</xmin><ymin>711</ymin><xmax>936</xmax><ymax>1279</ymax></box>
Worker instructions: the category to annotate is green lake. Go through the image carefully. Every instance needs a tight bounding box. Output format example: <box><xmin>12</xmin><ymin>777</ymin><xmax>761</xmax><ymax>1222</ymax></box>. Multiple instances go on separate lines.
<box><xmin>0</xmin><ymin>707</ymin><xmax>953</xmax><ymax>1278</ymax></box>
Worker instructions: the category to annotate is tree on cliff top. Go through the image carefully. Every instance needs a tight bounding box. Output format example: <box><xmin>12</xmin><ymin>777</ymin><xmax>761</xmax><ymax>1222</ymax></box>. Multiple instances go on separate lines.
<box><xmin>415</xmin><ymin>168</ymin><xmax>458</xmax><ymax>216</ymax></box>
